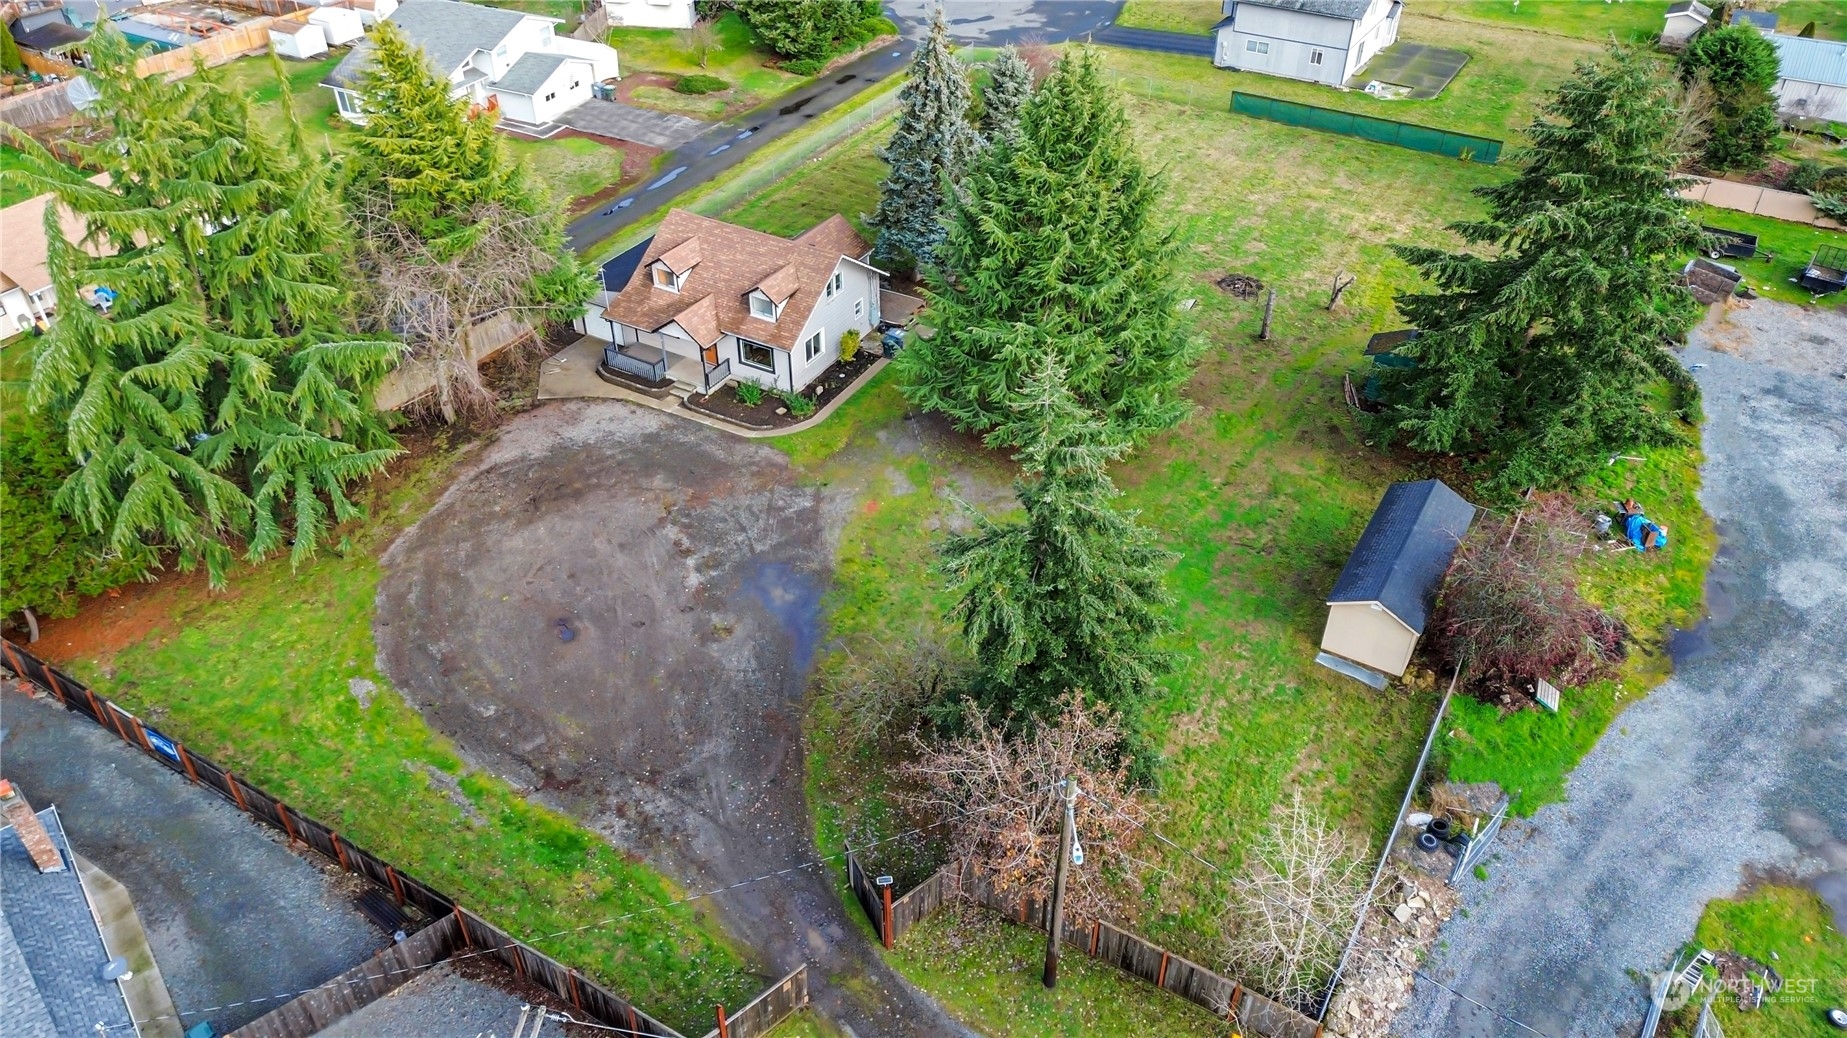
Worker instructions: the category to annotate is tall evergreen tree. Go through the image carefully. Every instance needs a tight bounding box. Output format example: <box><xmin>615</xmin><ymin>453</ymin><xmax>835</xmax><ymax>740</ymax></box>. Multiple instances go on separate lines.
<box><xmin>981</xmin><ymin>45</ymin><xmax>1034</xmax><ymax>145</ymax></box>
<box><xmin>4</xmin><ymin>27</ymin><xmax>400</xmax><ymax>583</ymax></box>
<box><xmin>347</xmin><ymin>22</ymin><xmax>595</xmax><ymax>421</ymax></box>
<box><xmin>939</xmin><ymin>356</ymin><xmax>1175</xmax><ymax>726</ymax></box>
<box><xmin>1379</xmin><ymin>49</ymin><xmax>1703</xmax><ymax>496</ymax></box>
<box><xmin>866</xmin><ymin>9</ymin><xmax>976</xmax><ymax>269</ymax></box>
<box><xmin>1678</xmin><ymin>25</ymin><xmax>1781</xmax><ymax>170</ymax></box>
<box><xmin>897</xmin><ymin>47</ymin><xmax>1198</xmax><ymax>446</ymax></box>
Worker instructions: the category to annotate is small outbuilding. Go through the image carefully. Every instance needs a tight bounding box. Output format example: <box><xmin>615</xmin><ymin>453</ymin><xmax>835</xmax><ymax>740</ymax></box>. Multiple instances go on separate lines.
<box><xmin>1317</xmin><ymin>479</ymin><xmax>1475</xmax><ymax>688</ymax></box>
<box><xmin>269</xmin><ymin>20</ymin><xmax>329</xmax><ymax>60</ymax></box>
<box><xmin>1659</xmin><ymin>0</ymin><xmax>1712</xmax><ymax>50</ymax></box>
<box><xmin>308</xmin><ymin>6</ymin><xmax>365</xmax><ymax>46</ymax></box>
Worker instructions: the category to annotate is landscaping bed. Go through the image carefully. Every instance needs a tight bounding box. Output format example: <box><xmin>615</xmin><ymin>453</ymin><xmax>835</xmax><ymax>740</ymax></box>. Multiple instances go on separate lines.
<box><xmin>684</xmin><ymin>348</ymin><xmax>881</xmax><ymax>430</ymax></box>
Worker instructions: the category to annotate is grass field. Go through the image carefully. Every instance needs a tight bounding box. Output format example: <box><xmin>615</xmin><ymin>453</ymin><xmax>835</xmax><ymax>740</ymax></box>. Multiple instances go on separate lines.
<box><xmin>1115</xmin><ymin>0</ymin><xmax>1224</xmax><ymax>35</ymax></box>
<box><xmin>716</xmin><ymin>24</ymin><xmax>1729</xmax><ymax>1027</ymax></box>
<box><xmin>1684</xmin><ymin>886</ymin><xmax>1847</xmax><ymax>1038</ymax></box>
<box><xmin>1684</xmin><ymin>205</ymin><xmax>1847</xmax><ymax>306</ymax></box>
<box><xmin>2</xmin><ymin>144</ymin><xmax>41</xmax><ymax>208</ymax></box>
<box><xmin>610</xmin><ymin>11</ymin><xmax>804</xmax><ymax>101</ymax></box>
<box><xmin>35</xmin><ymin>437</ymin><xmax>758</xmax><ymax>1032</ymax></box>
<box><xmin>211</xmin><ymin>54</ymin><xmax>630</xmax><ymax>210</ymax></box>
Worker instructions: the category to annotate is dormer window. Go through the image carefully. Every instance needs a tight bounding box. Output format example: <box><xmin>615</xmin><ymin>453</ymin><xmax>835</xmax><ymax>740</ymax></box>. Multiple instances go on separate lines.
<box><xmin>749</xmin><ymin>291</ymin><xmax>777</xmax><ymax>321</ymax></box>
<box><xmin>652</xmin><ymin>264</ymin><xmax>682</xmax><ymax>292</ymax></box>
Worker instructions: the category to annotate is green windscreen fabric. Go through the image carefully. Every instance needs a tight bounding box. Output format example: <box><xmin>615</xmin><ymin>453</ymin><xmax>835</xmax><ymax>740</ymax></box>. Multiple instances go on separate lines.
<box><xmin>1231</xmin><ymin>92</ymin><xmax>1502</xmax><ymax>163</ymax></box>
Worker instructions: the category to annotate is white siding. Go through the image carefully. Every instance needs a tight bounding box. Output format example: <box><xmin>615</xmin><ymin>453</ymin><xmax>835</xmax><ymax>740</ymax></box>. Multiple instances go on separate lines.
<box><xmin>604</xmin><ymin>0</ymin><xmax>695</xmax><ymax>30</ymax></box>
<box><xmin>1</xmin><ymin>286</ymin><xmax>53</xmax><ymax>335</ymax></box>
<box><xmin>725</xmin><ymin>333</ymin><xmax>792</xmax><ymax>392</ymax></box>
<box><xmin>1212</xmin><ymin>0</ymin><xmax>1400</xmax><ymax>87</ymax></box>
<box><xmin>308</xmin><ymin>7</ymin><xmax>364</xmax><ymax>45</ymax></box>
<box><xmin>788</xmin><ymin>259</ymin><xmax>879</xmax><ymax>392</ymax></box>
<box><xmin>1776</xmin><ymin>79</ymin><xmax>1847</xmax><ymax>122</ymax></box>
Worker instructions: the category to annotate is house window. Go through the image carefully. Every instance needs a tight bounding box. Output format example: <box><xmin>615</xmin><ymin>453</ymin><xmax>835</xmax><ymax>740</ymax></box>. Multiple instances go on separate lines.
<box><xmin>739</xmin><ymin>338</ymin><xmax>776</xmax><ymax>371</ymax></box>
<box><xmin>1246</xmin><ymin>39</ymin><xmax>1269</xmax><ymax>54</ymax></box>
<box><xmin>1310</xmin><ymin>49</ymin><xmax>1324</xmax><ymax>65</ymax></box>
<box><xmin>803</xmin><ymin>330</ymin><xmax>824</xmax><ymax>363</ymax></box>
<box><xmin>749</xmin><ymin>293</ymin><xmax>776</xmax><ymax>320</ymax></box>
<box><xmin>545</xmin><ymin>91</ymin><xmax>557</xmax><ymax>101</ymax></box>
<box><xmin>494</xmin><ymin>43</ymin><xmax>509</xmax><ymax>59</ymax></box>
<box><xmin>824</xmin><ymin>271</ymin><xmax>843</xmax><ymax>299</ymax></box>
<box><xmin>336</xmin><ymin>89</ymin><xmax>361</xmax><ymax>115</ymax></box>
<box><xmin>853</xmin><ymin>298</ymin><xmax>863</xmax><ymax>319</ymax></box>
<box><xmin>652</xmin><ymin>265</ymin><xmax>680</xmax><ymax>292</ymax></box>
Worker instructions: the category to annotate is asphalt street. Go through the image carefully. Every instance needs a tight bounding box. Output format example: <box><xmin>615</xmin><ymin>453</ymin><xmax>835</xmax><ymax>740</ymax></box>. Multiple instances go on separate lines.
<box><xmin>1395</xmin><ymin>302</ymin><xmax>1847</xmax><ymax>1038</ymax></box>
<box><xmin>564</xmin><ymin>2</ymin><xmax>1122</xmax><ymax>252</ymax></box>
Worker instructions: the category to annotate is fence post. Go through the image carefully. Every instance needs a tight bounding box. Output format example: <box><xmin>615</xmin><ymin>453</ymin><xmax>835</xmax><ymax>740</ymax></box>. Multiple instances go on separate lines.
<box><xmin>715</xmin><ymin>1004</ymin><xmax>730</xmax><ymax>1038</ymax></box>
<box><xmin>225</xmin><ymin>772</ymin><xmax>251</xmax><ymax>814</ymax></box>
<box><xmin>879</xmin><ymin>876</ymin><xmax>894</xmax><ymax>950</ymax></box>
<box><xmin>178</xmin><ymin>744</ymin><xmax>201</xmax><ymax>785</ymax></box>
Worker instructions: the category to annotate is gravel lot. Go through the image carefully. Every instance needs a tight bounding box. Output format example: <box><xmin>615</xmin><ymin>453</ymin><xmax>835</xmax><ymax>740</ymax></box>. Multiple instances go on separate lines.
<box><xmin>0</xmin><ymin>692</ymin><xmax>388</xmax><ymax>1034</ymax></box>
<box><xmin>321</xmin><ymin>959</ymin><xmax>594</xmax><ymax>1038</ymax></box>
<box><xmin>375</xmin><ymin>400</ymin><xmax>974</xmax><ymax>1037</ymax></box>
<box><xmin>1396</xmin><ymin>301</ymin><xmax>1847</xmax><ymax>1037</ymax></box>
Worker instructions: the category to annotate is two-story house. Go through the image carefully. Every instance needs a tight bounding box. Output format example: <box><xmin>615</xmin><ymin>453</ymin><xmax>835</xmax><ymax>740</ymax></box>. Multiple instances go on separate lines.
<box><xmin>596</xmin><ymin>209</ymin><xmax>884</xmax><ymax>397</ymax></box>
<box><xmin>323</xmin><ymin>0</ymin><xmax>620</xmax><ymax>127</ymax></box>
<box><xmin>1211</xmin><ymin>0</ymin><xmax>1403</xmax><ymax>87</ymax></box>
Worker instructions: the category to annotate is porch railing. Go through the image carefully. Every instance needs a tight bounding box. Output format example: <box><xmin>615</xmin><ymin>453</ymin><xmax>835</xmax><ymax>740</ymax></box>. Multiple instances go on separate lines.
<box><xmin>604</xmin><ymin>344</ymin><xmax>667</xmax><ymax>382</ymax></box>
<box><xmin>702</xmin><ymin>359</ymin><xmax>732</xmax><ymax>393</ymax></box>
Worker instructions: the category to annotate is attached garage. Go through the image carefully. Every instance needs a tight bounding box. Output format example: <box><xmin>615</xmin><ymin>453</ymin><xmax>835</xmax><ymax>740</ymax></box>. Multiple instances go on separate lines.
<box><xmin>1318</xmin><ymin>479</ymin><xmax>1475</xmax><ymax>687</ymax></box>
<box><xmin>491</xmin><ymin>53</ymin><xmax>595</xmax><ymax>126</ymax></box>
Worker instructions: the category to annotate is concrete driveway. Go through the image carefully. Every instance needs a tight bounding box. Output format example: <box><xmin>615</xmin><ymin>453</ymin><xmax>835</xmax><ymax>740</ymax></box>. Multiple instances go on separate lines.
<box><xmin>1396</xmin><ymin>301</ymin><xmax>1847</xmax><ymax>1037</ymax></box>
<box><xmin>558</xmin><ymin>99</ymin><xmax>706</xmax><ymax>149</ymax></box>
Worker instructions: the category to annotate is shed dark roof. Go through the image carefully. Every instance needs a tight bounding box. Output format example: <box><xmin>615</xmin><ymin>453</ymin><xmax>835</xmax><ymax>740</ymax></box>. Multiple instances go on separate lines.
<box><xmin>9</xmin><ymin>19</ymin><xmax>90</xmax><ymax>51</ymax></box>
<box><xmin>1</xmin><ymin>808</ymin><xmax>130</xmax><ymax>1038</ymax></box>
<box><xmin>1665</xmin><ymin>0</ymin><xmax>1712</xmax><ymax>18</ymax></box>
<box><xmin>1364</xmin><ymin>328</ymin><xmax>1419</xmax><ymax>356</ymax></box>
<box><xmin>1328</xmin><ymin>479</ymin><xmax>1476</xmax><ymax>635</ymax></box>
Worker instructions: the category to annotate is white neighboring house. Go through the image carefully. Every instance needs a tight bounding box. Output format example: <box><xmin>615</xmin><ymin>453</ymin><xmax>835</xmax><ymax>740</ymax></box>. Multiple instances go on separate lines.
<box><xmin>1658</xmin><ymin>0</ymin><xmax>1712</xmax><ymax>49</ymax></box>
<box><xmin>595</xmin><ymin>209</ymin><xmax>883</xmax><ymax>396</ymax></box>
<box><xmin>269</xmin><ymin>20</ymin><xmax>329</xmax><ymax>60</ymax></box>
<box><xmin>323</xmin><ymin>0</ymin><xmax>620</xmax><ymax>127</ymax></box>
<box><xmin>0</xmin><ymin>186</ymin><xmax>90</xmax><ymax>337</ymax></box>
<box><xmin>1767</xmin><ymin>33</ymin><xmax>1847</xmax><ymax>123</ymax></box>
<box><xmin>603</xmin><ymin>0</ymin><xmax>695</xmax><ymax>30</ymax></box>
<box><xmin>308</xmin><ymin>5</ymin><xmax>366</xmax><ymax>46</ymax></box>
<box><xmin>1211</xmin><ymin>0</ymin><xmax>1402</xmax><ymax>87</ymax></box>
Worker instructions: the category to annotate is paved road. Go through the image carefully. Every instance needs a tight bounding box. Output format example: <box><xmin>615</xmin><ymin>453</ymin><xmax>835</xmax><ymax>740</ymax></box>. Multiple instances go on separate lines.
<box><xmin>1092</xmin><ymin>24</ymin><xmax>1215</xmax><ymax>56</ymax></box>
<box><xmin>565</xmin><ymin>2</ymin><xmax>1121</xmax><ymax>253</ymax></box>
<box><xmin>0</xmin><ymin>692</ymin><xmax>387</xmax><ymax>1035</ymax></box>
<box><xmin>1396</xmin><ymin>302</ymin><xmax>1847</xmax><ymax>1038</ymax></box>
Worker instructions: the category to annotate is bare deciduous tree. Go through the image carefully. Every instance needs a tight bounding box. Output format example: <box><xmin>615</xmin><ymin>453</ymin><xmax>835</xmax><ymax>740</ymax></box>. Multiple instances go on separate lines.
<box><xmin>1016</xmin><ymin>33</ymin><xmax>1056</xmax><ymax>85</ymax></box>
<box><xmin>678</xmin><ymin>18</ymin><xmax>718</xmax><ymax>69</ymax></box>
<box><xmin>1327</xmin><ymin>271</ymin><xmax>1356</xmax><ymax>310</ymax></box>
<box><xmin>1223</xmin><ymin>791</ymin><xmax>1371</xmax><ymax>1012</ymax></box>
<box><xmin>819</xmin><ymin>627</ymin><xmax>965</xmax><ymax>746</ymax></box>
<box><xmin>902</xmin><ymin>696</ymin><xmax>1153</xmax><ymax>924</ymax></box>
<box><xmin>354</xmin><ymin>197</ymin><xmax>569</xmax><ymax>423</ymax></box>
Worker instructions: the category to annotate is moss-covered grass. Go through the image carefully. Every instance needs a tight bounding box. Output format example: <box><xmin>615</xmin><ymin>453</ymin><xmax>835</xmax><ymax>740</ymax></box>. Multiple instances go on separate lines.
<box><xmin>1685</xmin><ymin>886</ymin><xmax>1847</xmax><ymax>1038</ymax></box>
<box><xmin>46</xmin><ymin>439</ymin><xmax>756</xmax><ymax>1033</ymax></box>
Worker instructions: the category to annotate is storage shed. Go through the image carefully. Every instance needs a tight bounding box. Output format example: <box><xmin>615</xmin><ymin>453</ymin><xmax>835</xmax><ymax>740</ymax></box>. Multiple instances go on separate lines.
<box><xmin>308</xmin><ymin>6</ymin><xmax>365</xmax><ymax>46</ymax></box>
<box><xmin>1318</xmin><ymin>479</ymin><xmax>1475</xmax><ymax>687</ymax></box>
<box><xmin>269</xmin><ymin>20</ymin><xmax>328</xmax><ymax>59</ymax></box>
<box><xmin>1659</xmin><ymin>0</ymin><xmax>1712</xmax><ymax>50</ymax></box>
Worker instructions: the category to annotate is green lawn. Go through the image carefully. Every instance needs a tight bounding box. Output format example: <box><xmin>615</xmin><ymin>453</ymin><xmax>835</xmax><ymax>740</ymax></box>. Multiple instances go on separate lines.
<box><xmin>1685</xmin><ymin>886</ymin><xmax>1847</xmax><ymax>1038</ymax></box>
<box><xmin>505</xmin><ymin>135</ymin><xmax>629</xmax><ymax>208</ymax></box>
<box><xmin>1415</xmin><ymin>0</ymin><xmax>1669</xmax><ymax>44</ymax></box>
<box><xmin>1685</xmin><ymin>205</ymin><xmax>1847</xmax><ymax>305</ymax></box>
<box><xmin>610</xmin><ymin>11</ymin><xmax>804</xmax><ymax>100</ymax></box>
<box><xmin>1115</xmin><ymin>0</ymin><xmax>1223</xmax><ymax>35</ymax></box>
<box><xmin>723</xmin><ymin>114</ymin><xmax>889</xmax><ymax>240</ymax></box>
<box><xmin>889</xmin><ymin>905</ymin><xmax>1228</xmax><ymax>1037</ymax></box>
<box><xmin>46</xmin><ymin>442</ymin><xmax>756</xmax><ymax>1033</ymax></box>
<box><xmin>2</xmin><ymin>145</ymin><xmax>41</xmax><ymax>208</ymax></box>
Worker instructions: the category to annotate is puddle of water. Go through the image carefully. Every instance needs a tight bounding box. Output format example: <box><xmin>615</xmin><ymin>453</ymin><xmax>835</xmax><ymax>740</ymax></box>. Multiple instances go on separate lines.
<box><xmin>741</xmin><ymin>562</ymin><xmax>824</xmax><ymax>681</ymax></box>
<box><xmin>779</xmin><ymin>96</ymin><xmax>815</xmax><ymax>116</ymax></box>
<box><xmin>708</xmin><ymin>143</ymin><xmax>731</xmax><ymax>155</ymax></box>
<box><xmin>1668</xmin><ymin>522</ymin><xmax>1737</xmax><ymax>667</ymax></box>
<box><xmin>645</xmin><ymin>165</ymin><xmax>688</xmax><ymax>191</ymax></box>
<box><xmin>836</xmin><ymin>74</ymin><xmax>857</xmax><ymax>84</ymax></box>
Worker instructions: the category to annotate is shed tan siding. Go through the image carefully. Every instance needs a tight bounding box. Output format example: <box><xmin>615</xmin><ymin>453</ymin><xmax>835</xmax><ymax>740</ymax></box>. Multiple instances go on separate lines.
<box><xmin>1320</xmin><ymin>601</ymin><xmax>1417</xmax><ymax>677</ymax></box>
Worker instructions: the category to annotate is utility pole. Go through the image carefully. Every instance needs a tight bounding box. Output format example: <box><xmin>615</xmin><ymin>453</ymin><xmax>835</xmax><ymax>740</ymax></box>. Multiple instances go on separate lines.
<box><xmin>1042</xmin><ymin>777</ymin><xmax>1079</xmax><ymax>989</ymax></box>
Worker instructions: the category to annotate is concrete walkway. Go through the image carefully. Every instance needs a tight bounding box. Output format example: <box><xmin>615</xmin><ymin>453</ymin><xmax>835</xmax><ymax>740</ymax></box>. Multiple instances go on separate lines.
<box><xmin>537</xmin><ymin>335</ymin><xmax>889</xmax><ymax>439</ymax></box>
<box><xmin>1396</xmin><ymin>302</ymin><xmax>1847</xmax><ymax>1037</ymax></box>
<box><xmin>77</xmin><ymin>854</ymin><xmax>183</xmax><ymax>1038</ymax></box>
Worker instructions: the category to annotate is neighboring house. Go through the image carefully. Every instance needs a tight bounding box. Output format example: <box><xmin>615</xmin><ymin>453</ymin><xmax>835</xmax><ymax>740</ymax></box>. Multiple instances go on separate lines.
<box><xmin>268</xmin><ymin>19</ymin><xmax>329</xmax><ymax>60</ymax></box>
<box><xmin>308</xmin><ymin>5</ymin><xmax>366</xmax><ymax>46</ymax></box>
<box><xmin>603</xmin><ymin>0</ymin><xmax>695</xmax><ymax>30</ymax></box>
<box><xmin>1767</xmin><ymin>33</ymin><xmax>1847</xmax><ymax>123</ymax></box>
<box><xmin>1658</xmin><ymin>0</ymin><xmax>1712</xmax><ymax>49</ymax></box>
<box><xmin>6</xmin><ymin>3</ymin><xmax>91</xmax><ymax>53</ymax></box>
<box><xmin>1729</xmin><ymin>8</ymin><xmax>1777</xmax><ymax>31</ymax></box>
<box><xmin>0</xmin><ymin>781</ymin><xmax>134</xmax><ymax>1038</ymax></box>
<box><xmin>596</xmin><ymin>208</ymin><xmax>883</xmax><ymax>396</ymax></box>
<box><xmin>0</xmin><ymin>186</ymin><xmax>90</xmax><ymax>337</ymax></box>
<box><xmin>1317</xmin><ymin>479</ymin><xmax>1475</xmax><ymax>688</ymax></box>
<box><xmin>1211</xmin><ymin>0</ymin><xmax>1402</xmax><ymax>88</ymax></box>
<box><xmin>323</xmin><ymin>0</ymin><xmax>620</xmax><ymax>127</ymax></box>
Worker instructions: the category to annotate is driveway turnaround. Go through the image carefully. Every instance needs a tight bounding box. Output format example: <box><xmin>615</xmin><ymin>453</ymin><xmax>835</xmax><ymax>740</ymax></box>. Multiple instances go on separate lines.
<box><xmin>559</xmin><ymin>99</ymin><xmax>706</xmax><ymax>150</ymax></box>
<box><xmin>0</xmin><ymin>693</ymin><xmax>387</xmax><ymax>1034</ymax></box>
<box><xmin>375</xmin><ymin>401</ymin><xmax>975</xmax><ymax>1037</ymax></box>
<box><xmin>1396</xmin><ymin>301</ymin><xmax>1847</xmax><ymax>1037</ymax></box>
<box><xmin>564</xmin><ymin>1</ymin><xmax>1119</xmax><ymax>252</ymax></box>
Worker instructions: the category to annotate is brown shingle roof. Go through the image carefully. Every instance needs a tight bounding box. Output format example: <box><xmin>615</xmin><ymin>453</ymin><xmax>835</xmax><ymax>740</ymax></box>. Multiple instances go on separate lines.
<box><xmin>658</xmin><ymin>235</ymin><xmax>702</xmax><ymax>275</ymax></box>
<box><xmin>603</xmin><ymin>209</ymin><xmax>873</xmax><ymax>352</ymax></box>
<box><xmin>0</xmin><ymin>177</ymin><xmax>108</xmax><ymax>296</ymax></box>
<box><xmin>755</xmin><ymin>264</ymin><xmax>800</xmax><ymax>304</ymax></box>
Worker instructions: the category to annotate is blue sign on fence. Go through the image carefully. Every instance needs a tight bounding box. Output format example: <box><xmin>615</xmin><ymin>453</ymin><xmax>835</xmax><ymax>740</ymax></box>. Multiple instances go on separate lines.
<box><xmin>144</xmin><ymin>726</ymin><xmax>181</xmax><ymax>763</ymax></box>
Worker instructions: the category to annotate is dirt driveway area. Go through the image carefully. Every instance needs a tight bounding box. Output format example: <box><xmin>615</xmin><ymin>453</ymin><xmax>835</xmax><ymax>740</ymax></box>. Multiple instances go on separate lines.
<box><xmin>1396</xmin><ymin>301</ymin><xmax>1847</xmax><ymax>1037</ymax></box>
<box><xmin>375</xmin><ymin>400</ymin><xmax>971</xmax><ymax>1037</ymax></box>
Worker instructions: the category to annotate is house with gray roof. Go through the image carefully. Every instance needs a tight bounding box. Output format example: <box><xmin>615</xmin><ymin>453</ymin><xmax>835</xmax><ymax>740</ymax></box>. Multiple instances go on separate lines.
<box><xmin>323</xmin><ymin>0</ymin><xmax>620</xmax><ymax>127</ymax></box>
<box><xmin>1211</xmin><ymin>0</ymin><xmax>1402</xmax><ymax>86</ymax></box>
<box><xmin>1317</xmin><ymin>479</ymin><xmax>1475</xmax><ymax>687</ymax></box>
<box><xmin>1</xmin><ymin>785</ymin><xmax>133</xmax><ymax>1038</ymax></box>
<box><xmin>1767</xmin><ymin>32</ymin><xmax>1847</xmax><ymax>123</ymax></box>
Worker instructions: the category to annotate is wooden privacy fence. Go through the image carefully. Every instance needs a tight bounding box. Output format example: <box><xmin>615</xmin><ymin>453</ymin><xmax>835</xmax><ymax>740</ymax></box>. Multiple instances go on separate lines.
<box><xmin>0</xmin><ymin>80</ymin><xmax>79</xmax><ymax>129</ymax></box>
<box><xmin>700</xmin><ymin>967</ymin><xmax>808</xmax><ymax>1038</ymax></box>
<box><xmin>0</xmin><ymin>639</ymin><xmax>758</xmax><ymax>1038</ymax></box>
<box><xmin>229</xmin><ymin>915</ymin><xmax>460</xmax><ymax>1038</ymax></box>
<box><xmin>846</xmin><ymin>845</ymin><xmax>950</xmax><ymax>948</ymax></box>
<box><xmin>373</xmin><ymin>312</ymin><xmax>536</xmax><ymax>412</ymax></box>
<box><xmin>846</xmin><ymin>852</ymin><xmax>1321</xmax><ymax>1038</ymax></box>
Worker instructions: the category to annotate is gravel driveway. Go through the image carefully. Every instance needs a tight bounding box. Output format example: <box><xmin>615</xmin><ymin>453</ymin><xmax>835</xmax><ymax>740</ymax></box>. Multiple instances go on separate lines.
<box><xmin>1396</xmin><ymin>301</ymin><xmax>1847</xmax><ymax>1038</ymax></box>
<box><xmin>375</xmin><ymin>401</ymin><xmax>973</xmax><ymax>1037</ymax></box>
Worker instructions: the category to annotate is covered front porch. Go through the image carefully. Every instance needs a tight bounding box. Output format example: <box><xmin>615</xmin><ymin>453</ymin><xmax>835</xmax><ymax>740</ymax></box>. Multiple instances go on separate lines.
<box><xmin>581</xmin><ymin>314</ymin><xmax>732</xmax><ymax>395</ymax></box>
